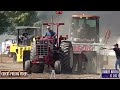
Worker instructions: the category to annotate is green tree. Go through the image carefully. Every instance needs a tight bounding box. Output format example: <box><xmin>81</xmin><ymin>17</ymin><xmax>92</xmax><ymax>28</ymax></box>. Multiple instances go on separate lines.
<box><xmin>4</xmin><ymin>11</ymin><xmax>39</xmax><ymax>34</ymax></box>
<box><xmin>1</xmin><ymin>11</ymin><xmax>54</xmax><ymax>35</ymax></box>
<box><xmin>0</xmin><ymin>12</ymin><xmax>11</xmax><ymax>34</ymax></box>
<box><xmin>5</xmin><ymin>11</ymin><xmax>38</xmax><ymax>26</ymax></box>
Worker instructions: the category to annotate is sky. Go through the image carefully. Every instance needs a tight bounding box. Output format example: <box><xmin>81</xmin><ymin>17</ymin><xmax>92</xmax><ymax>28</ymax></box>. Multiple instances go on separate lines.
<box><xmin>37</xmin><ymin>11</ymin><xmax>120</xmax><ymax>46</ymax></box>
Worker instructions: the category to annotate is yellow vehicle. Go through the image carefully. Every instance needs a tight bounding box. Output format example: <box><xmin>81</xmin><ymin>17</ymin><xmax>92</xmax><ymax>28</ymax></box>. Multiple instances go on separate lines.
<box><xmin>9</xmin><ymin>26</ymin><xmax>41</xmax><ymax>63</ymax></box>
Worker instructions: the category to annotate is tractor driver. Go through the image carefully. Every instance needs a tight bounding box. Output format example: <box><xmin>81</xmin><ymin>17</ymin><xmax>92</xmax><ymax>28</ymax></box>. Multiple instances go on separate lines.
<box><xmin>45</xmin><ymin>26</ymin><xmax>57</xmax><ymax>45</ymax></box>
<box><xmin>20</xmin><ymin>32</ymin><xmax>29</xmax><ymax>45</ymax></box>
<box><xmin>45</xmin><ymin>26</ymin><xmax>57</xmax><ymax>38</ymax></box>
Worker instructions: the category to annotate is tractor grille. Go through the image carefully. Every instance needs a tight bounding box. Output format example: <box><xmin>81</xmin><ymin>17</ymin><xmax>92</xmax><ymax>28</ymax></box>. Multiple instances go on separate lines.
<box><xmin>36</xmin><ymin>40</ymin><xmax>48</xmax><ymax>56</ymax></box>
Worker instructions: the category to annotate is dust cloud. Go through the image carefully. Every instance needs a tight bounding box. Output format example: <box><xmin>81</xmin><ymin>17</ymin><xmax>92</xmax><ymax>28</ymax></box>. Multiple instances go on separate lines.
<box><xmin>37</xmin><ymin>11</ymin><xmax>120</xmax><ymax>46</ymax></box>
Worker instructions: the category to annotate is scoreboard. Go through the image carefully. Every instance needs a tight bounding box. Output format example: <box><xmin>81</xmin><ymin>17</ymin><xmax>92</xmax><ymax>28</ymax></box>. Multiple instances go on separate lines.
<box><xmin>101</xmin><ymin>69</ymin><xmax>119</xmax><ymax>78</ymax></box>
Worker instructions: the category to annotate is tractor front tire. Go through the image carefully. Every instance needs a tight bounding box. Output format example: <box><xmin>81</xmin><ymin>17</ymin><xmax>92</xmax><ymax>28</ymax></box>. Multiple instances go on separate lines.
<box><xmin>13</xmin><ymin>53</ymin><xmax>17</xmax><ymax>63</ymax></box>
<box><xmin>54</xmin><ymin>60</ymin><xmax>61</xmax><ymax>74</ymax></box>
<box><xmin>25</xmin><ymin>60</ymin><xmax>31</xmax><ymax>74</ymax></box>
<box><xmin>8</xmin><ymin>52</ymin><xmax>13</xmax><ymax>58</ymax></box>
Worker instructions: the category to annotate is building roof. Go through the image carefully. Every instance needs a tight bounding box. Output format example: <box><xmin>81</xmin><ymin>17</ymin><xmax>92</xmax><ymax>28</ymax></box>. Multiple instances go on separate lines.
<box><xmin>72</xmin><ymin>14</ymin><xmax>100</xmax><ymax>18</ymax></box>
<box><xmin>15</xmin><ymin>26</ymin><xmax>40</xmax><ymax>30</ymax></box>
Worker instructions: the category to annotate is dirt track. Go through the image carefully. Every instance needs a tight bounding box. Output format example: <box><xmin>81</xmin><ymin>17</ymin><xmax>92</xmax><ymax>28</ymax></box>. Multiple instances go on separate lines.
<box><xmin>0</xmin><ymin>55</ymin><xmax>118</xmax><ymax>79</ymax></box>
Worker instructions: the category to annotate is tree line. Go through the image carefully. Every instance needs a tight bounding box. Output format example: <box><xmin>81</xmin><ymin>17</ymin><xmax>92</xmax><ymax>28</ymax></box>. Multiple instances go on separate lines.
<box><xmin>0</xmin><ymin>11</ymin><xmax>50</xmax><ymax>35</ymax></box>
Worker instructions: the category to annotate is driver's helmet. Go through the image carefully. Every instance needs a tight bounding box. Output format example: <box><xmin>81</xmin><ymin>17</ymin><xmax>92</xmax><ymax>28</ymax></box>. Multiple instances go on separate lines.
<box><xmin>47</xmin><ymin>25</ymin><xmax>50</xmax><ymax>29</ymax></box>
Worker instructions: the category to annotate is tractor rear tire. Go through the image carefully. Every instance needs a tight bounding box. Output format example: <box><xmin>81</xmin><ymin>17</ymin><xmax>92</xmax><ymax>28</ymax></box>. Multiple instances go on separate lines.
<box><xmin>25</xmin><ymin>60</ymin><xmax>31</xmax><ymax>74</ymax></box>
<box><xmin>30</xmin><ymin>41</ymin><xmax>36</xmax><ymax>61</ymax></box>
<box><xmin>59</xmin><ymin>41</ymin><xmax>73</xmax><ymax>73</ymax></box>
<box><xmin>54</xmin><ymin>60</ymin><xmax>61</xmax><ymax>74</ymax></box>
<box><xmin>13</xmin><ymin>53</ymin><xmax>17</xmax><ymax>63</ymax></box>
<box><xmin>31</xmin><ymin>63</ymin><xmax>44</xmax><ymax>73</ymax></box>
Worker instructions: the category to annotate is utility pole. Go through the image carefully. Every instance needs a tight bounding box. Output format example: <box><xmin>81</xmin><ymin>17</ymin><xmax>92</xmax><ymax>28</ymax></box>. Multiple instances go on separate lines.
<box><xmin>51</xmin><ymin>15</ymin><xmax>53</xmax><ymax>30</ymax></box>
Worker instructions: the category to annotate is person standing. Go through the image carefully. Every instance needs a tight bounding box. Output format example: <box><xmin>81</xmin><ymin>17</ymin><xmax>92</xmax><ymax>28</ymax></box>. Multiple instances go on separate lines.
<box><xmin>109</xmin><ymin>43</ymin><xmax>120</xmax><ymax>69</ymax></box>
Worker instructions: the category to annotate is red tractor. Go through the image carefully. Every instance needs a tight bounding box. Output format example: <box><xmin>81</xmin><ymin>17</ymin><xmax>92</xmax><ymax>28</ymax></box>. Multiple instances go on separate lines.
<box><xmin>23</xmin><ymin>23</ymin><xmax>74</xmax><ymax>74</ymax></box>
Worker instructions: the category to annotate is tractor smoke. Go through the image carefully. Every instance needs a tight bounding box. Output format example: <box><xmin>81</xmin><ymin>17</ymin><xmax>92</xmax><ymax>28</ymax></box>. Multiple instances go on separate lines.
<box><xmin>37</xmin><ymin>11</ymin><xmax>120</xmax><ymax>46</ymax></box>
